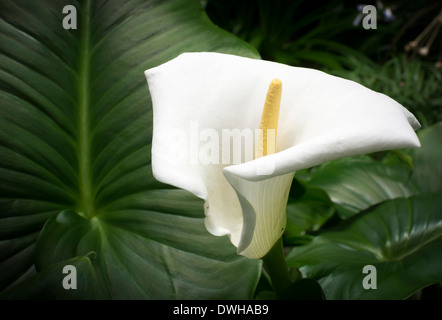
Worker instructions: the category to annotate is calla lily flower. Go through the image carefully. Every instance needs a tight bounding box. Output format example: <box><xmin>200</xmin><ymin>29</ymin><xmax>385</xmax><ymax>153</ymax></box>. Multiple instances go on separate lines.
<box><xmin>145</xmin><ymin>52</ymin><xmax>420</xmax><ymax>259</ymax></box>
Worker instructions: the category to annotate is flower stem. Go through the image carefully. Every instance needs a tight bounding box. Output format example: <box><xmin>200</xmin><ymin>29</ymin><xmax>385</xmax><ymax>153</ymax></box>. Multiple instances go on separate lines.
<box><xmin>262</xmin><ymin>237</ymin><xmax>291</xmax><ymax>299</ymax></box>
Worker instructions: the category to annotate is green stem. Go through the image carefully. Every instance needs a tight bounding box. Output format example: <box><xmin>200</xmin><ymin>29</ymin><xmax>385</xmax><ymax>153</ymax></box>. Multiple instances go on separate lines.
<box><xmin>262</xmin><ymin>237</ymin><xmax>291</xmax><ymax>299</ymax></box>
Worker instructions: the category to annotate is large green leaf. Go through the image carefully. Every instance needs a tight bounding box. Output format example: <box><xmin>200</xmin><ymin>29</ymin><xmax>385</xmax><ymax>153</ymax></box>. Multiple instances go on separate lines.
<box><xmin>307</xmin><ymin>155</ymin><xmax>414</xmax><ymax>219</ymax></box>
<box><xmin>286</xmin><ymin>193</ymin><xmax>442</xmax><ymax>299</ymax></box>
<box><xmin>1</xmin><ymin>255</ymin><xmax>106</xmax><ymax>299</ymax></box>
<box><xmin>0</xmin><ymin>0</ymin><xmax>261</xmax><ymax>299</ymax></box>
<box><xmin>305</xmin><ymin>123</ymin><xmax>442</xmax><ymax>219</ymax></box>
<box><xmin>408</xmin><ymin>122</ymin><xmax>442</xmax><ymax>194</ymax></box>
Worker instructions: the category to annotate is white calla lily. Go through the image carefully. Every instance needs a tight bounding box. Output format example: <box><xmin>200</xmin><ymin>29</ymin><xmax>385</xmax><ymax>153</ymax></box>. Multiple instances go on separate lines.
<box><xmin>145</xmin><ymin>52</ymin><xmax>420</xmax><ymax>259</ymax></box>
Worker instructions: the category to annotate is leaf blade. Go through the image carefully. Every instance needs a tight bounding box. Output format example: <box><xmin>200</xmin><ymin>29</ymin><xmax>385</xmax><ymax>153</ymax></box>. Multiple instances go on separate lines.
<box><xmin>0</xmin><ymin>0</ymin><xmax>261</xmax><ymax>298</ymax></box>
<box><xmin>287</xmin><ymin>193</ymin><xmax>442</xmax><ymax>299</ymax></box>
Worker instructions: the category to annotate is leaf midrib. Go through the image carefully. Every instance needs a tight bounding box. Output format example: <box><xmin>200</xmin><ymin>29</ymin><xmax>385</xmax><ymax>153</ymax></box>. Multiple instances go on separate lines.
<box><xmin>77</xmin><ymin>0</ymin><xmax>94</xmax><ymax>219</ymax></box>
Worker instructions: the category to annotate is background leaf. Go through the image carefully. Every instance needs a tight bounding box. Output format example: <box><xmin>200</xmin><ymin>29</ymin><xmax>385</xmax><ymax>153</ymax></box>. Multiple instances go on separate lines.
<box><xmin>408</xmin><ymin>122</ymin><xmax>442</xmax><ymax>193</ymax></box>
<box><xmin>304</xmin><ymin>123</ymin><xmax>442</xmax><ymax>219</ymax></box>
<box><xmin>307</xmin><ymin>155</ymin><xmax>414</xmax><ymax>219</ymax></box>
<box><xmin>0</xmin><ymin>0</ymin><xmax>261</xmax><ymax>299</ymax></box>
<box><xmin>284</xmin><ymin>180</ymin><xmax>335</xmax><ymax>245</ymax></box>
<box><xmin>286</xmin><ymin>193</ymin><xmax>442</xmax><ymax>299</ymax></box>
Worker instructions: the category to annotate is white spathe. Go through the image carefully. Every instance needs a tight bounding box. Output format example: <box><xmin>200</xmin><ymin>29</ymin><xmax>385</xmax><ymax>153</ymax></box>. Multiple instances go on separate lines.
<box><xmin>145</xmin><ymin>52</ymin><xmax>420</xmax><ymax>259</ymax></box>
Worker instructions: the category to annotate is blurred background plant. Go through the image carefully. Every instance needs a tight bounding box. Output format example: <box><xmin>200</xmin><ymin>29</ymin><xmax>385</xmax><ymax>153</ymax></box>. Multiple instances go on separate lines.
<box><xmin>204</xmin><ymin>0</ymin><xmax>442</xmax><ymax>126</ymax></box>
